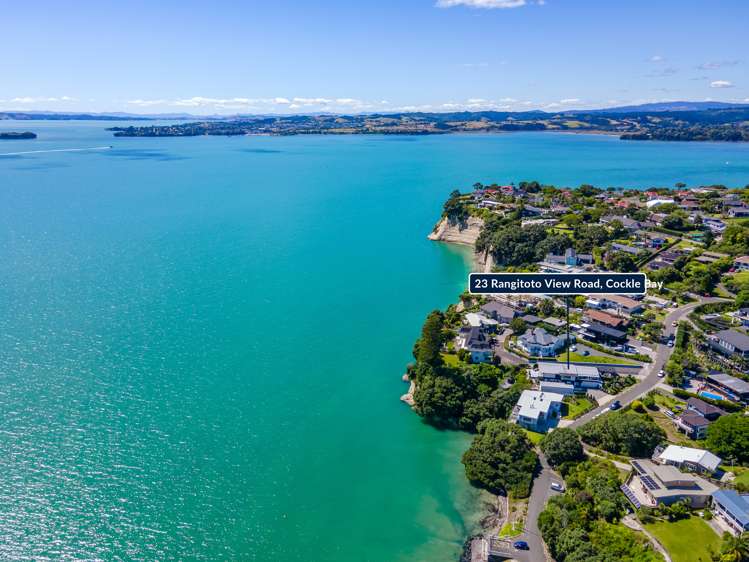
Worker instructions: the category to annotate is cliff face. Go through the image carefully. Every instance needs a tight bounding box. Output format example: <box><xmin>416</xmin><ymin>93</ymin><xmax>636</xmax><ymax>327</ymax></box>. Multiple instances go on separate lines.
<box><xmin>428</xmin><ymin>216</ymin><xmax>493</xmax><ymax>272</ymax></box>
<box><xmin>428</xmin><ymin>216</ymin><xmax>484</xmax><ymax>245</ymax></box>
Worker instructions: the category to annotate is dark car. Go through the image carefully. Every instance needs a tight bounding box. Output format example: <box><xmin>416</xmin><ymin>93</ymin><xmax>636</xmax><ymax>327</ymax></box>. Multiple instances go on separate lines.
<box><xmin>513</xmin><ymin>540</ymin><xmax>530</xmax><ymax>550</ymax></box>
<box><xmin>610</xmin><ymin>400</ymin><xmax>621</xmax><ymax>410</ymax></box>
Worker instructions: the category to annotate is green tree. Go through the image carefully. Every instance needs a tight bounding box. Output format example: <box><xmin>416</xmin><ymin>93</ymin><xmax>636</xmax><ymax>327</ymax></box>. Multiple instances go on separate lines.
<box><xmin>717</xmin><ymin>532</ymin><xmax>749</xmax><ymax>562</ymax></box>
<box><xmin>540</xmin><ymin>428</ymin><xmax>584</xmax><ymax>467</ymax></box>
<box><xmin>706</xmin><ymin>414</ymin><xmax>749</xmax><ymax>465</ymax></box>
<box><xmin>413</xmin><ymin>374</ymin><xmax>466</xmax><ymax>422</ymax></box>
<box><xmin>413</xmin><ymin>310</ymin><xmax>444</xmax><ymax>367</ymax></box>
<box><xmin>577</xmin><ymin>411</ymin><xmax>665</xmax><ymax>457</ymax></box>
<box><xmin>462</xmin><ymin>419</ymin><xmax>537</xmax><ymax>497</ymax></box>
<box><xmin>510</xmin><ymin>317</ymin><xmax>527</xmax><ymax>335</ymax></box>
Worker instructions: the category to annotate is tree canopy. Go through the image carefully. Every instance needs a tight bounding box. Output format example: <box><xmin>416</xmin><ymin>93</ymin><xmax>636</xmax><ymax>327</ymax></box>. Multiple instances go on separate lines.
<box><xmin>577</xmin><ymin>411</ymin><xmax>665</xmax><ymax>457</ymax></box>
<box><xmin>540</xmin><ymin>428</ymin><xmax>584</xmax><ymax>467</ymax></box>
<box><xmin>461</xmin><ymin>419</ymin><xmax>538</xmax><ymax>497</ymax></box>
<box><xmin>706</xmin><ymin>414</ymin><xmax>749</xmax><ymax>466</ymax></box>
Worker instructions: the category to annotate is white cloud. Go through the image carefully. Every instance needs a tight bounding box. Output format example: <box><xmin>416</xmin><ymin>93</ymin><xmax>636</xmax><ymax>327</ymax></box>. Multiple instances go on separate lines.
<box><xmin>436</xmin><ymin>0</ymin><xmax>528</xmax><ymax>8</ymax></box>
<box><xmin>559</xmin><ymin>98</ymin><xmax>580</xmax><ymax>104</ymax></box>
<box><xmin>649</xmin><ymin>55</ymin><xmax>665</xmax><ymax>63</ymax></box>
<box><xmin>710</xmin><ymin>80</ymin><xmax>734</xmax><ymax>88</ymax></box>
<box><xmin>8</xmin><ymin>96</ymin><xmax>77</xmax><ymax>103</ymax></box>
<box><xmin>462</xmin><ymin>62</ymin><xmax>490</xmax><ymax>68</ymax></box>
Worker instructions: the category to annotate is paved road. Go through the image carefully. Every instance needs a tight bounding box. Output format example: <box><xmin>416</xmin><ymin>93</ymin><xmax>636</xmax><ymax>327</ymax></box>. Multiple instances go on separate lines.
<box><xmin>518</xmin><ymin>452</ymin><xmax>562</xmax><ymax>560</ymax></box>
<box><xmin>569</xmin><ymin>298</ymin><xmax>724</xmax><ymax>429</ymax></box>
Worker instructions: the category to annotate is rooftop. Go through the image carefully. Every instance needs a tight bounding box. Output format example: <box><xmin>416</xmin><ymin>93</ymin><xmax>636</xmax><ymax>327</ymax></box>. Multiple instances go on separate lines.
<box><xmin>713</xmin><ymin>490</ymin><xmax>749</xmax><ymax>528</ymax></box>
<box><xmin>516</xmin><ymin>390</ymin><xmax>564</xmax><ymax>420</ymax></box>
<box><xmin>657</xmin><ymin>445</ymin><xmax>721</xmax><ymax>472</ymax></box>
<box><xmin>708</xmin><ymin>372</ymin><xmax>749</xmax><ymax>394</ymax></box>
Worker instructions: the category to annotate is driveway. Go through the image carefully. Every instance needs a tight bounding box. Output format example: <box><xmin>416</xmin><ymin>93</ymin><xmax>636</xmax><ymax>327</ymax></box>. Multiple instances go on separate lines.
<box><xmin>494</xmin><ymin>328</ymin><xmax>525</xmax><ymax>366</ymax></box>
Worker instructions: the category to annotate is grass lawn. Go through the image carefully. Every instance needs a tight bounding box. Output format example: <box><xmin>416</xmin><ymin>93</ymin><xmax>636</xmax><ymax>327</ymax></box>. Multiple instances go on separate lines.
<box><xmin>440</xmin><ymin>353</ymin><xmax>462</xmax><ymax>367</ymax></box>
<box><xmin>645</xmin><ymin>517</ymin><xmax>720</xmax><ymax>562</ymax></box>
<box><xmin>647</xmin><ymin>410</ymin><xmax>695</xmax><ymax>447</ymax></box>
<box><xmin>556</xmin><ymin>351</ymin><xmax>637</xmax><ymax>365</ymax></box>
<box><xmin>723</xmin><ymin>466</ymin><xmax>749</xmax><ymax>486</ymax></box>
<box><xmin>652</xmin><ymin>391</ymin><xmax>684</xmax><ymax>411</ymax></box>
<box><xmin>522</xmin><ymin>428</ymin><xmax>544</xmax><ymax>445</ymax></box>
<box><xmin>498</xmin><ymin>520</ymin><xmax>524</xmax><ymax>538</ymax></box>
<box><xmin>563</xmin><ymin>396</ymin><xmax>595</xmax><ymax>419</ymax></box>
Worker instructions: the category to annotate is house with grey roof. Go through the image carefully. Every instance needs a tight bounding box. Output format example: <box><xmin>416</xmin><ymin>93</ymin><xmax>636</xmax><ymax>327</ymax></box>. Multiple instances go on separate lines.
<box><xmin>531</xmin><ymin>362</ymin><xmax>602</xmax><ymax>389</ymax></box>
<box><xmin>621</xmin><ymin>459</ymin><xmax>718</xmax><ymax>509</ymax></box>
<box><xmin>480</xmin><ymin>301</ymin><xmax>518</xmax><ymax>325</ymax></box>
<box><xmin>518</xmin><ymin>327</ymin><xmax>566</xmax><ymax>357</ymax></box>
<box><xmin>706</xmin><ymin>372</ymin><xmax>749</xmax><ymax>403</ymax></box>
<box><xmin>456</xmin><ymin>325</ymin><xmax>493</xmax><ymax>363</ymax></box>
<box><xmin>710</xmin><ymin>330</ymin><xmax>749</xmax><ymax>360</ymax></box>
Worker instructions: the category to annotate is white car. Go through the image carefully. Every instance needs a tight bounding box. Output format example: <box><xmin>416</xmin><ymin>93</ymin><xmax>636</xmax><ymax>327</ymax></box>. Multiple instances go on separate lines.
<box><xmin>550</xmin><ymin>482</ymin><xmax>565</xmax><ymax>492</ymax></box>
<box><xmin>658</xmin><ymin>369</ymin><xmax>665</xmax><ymax>377</ymax></box>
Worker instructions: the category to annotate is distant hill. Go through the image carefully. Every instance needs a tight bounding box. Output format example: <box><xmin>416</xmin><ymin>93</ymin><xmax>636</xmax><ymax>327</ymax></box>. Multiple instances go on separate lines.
<box><xmin>580</xmin><ymin>101</ymin><xmax>749</xmax><ymax>113</ymax></box>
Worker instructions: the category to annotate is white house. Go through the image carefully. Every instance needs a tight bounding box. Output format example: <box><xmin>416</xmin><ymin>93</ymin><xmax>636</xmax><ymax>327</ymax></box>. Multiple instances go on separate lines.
<box><xmin>513</xmin><ymin>390</ymin><xmax>564</xmax><ymax>433</ymax></box>
<box><xmin>646</xmin><ymin>198</ymin><xmax>675</xmax><ymax>209</ymax></box>
<box><xmin>655</xmin><ymin>445</ymin><xmax>721</xmax><ymax>475</ymax></box>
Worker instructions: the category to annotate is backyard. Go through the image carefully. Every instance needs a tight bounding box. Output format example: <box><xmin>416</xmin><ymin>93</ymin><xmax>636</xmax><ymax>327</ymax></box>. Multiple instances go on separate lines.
<box><xmin>644</xmin><ymin>517</ymin><xmax>720</xmax><ymax>562</ymax></box>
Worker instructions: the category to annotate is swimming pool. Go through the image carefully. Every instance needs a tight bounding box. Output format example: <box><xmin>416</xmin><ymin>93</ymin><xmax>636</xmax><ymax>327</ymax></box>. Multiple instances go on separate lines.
<box><xmin>700</xmin><ymin>391</ymin><xmax>724</xmax><ymax>401</ymax></box>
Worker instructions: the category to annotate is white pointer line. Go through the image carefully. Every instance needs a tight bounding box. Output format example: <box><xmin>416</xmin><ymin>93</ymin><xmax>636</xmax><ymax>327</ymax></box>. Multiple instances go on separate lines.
<box><xmin>0</xmin><ymin>146</ymin><xmax>112</xmax><ymax>156</ymax></box>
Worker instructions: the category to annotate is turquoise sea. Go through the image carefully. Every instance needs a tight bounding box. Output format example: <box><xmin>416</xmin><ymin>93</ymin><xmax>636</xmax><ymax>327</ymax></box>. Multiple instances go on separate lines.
<box><xmin>1</xmin><ymin>122</ymin><xmax>748</xmax><ymax>561</ymax></box>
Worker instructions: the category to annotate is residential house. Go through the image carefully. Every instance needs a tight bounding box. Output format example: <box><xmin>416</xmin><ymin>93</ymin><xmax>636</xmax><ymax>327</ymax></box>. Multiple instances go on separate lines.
<box><xmin>545</xmin><ymin>247</ymin><xmax>593</xmax><ymax>267</ymax></box>
<box><xmin>710</xmin><ymin>330</ymin><xmax>749</xmax><ymax>360</ymax></box>
<box><xmin>513</xmin><ymin>390</ymin><xmax>564</xmax><ymax>433</ymax></box>
<box><xmin>674</xmin><ymin>411</ymin><xmax>712</xmax><ymax>440</ymax></box>
<box><xmin>465</xmin><ymin>313</ymin><xmax>499</xmax><ymax>335</ymax></box>
<box><xmin>456</xmin><ymin>326</ymin><xmax>493</xmax><ymax>363</ymax></box>
<box><xmin>728</xmin><ymin>206</ymin><xmax>749</xmax><ymax>218</ymax></box>
<box><xmin>655</xmin><ymin>445</ymin><xmax>722</xmax><ymax>475</ymax></box>
<box><xmin>518</xmin><ymin>327</ymin><xmax>567</xmax><ymax>357</ymax></box>
<box><xmin>621</xmin><ymin>459</ymin><xmax>718</xmax><ymax>509</ymax></box>
<box><xmin>480</xmin><ymin>301</ymin><xmax>518</xmax><ymax>325</ymax></box>
<box><xmin>639</xmin><ymin>231</ymin><xmax>667</xmax><ymax>249</ymax></box>
<box><xmin>712</xmin><ymin>490</ymin><xmax>749</xmax><ymax>537</ymax></box>
<box><xmin>706</xmin><ymin>372</ymin><xmax>749</xmax><ymax>402</ymax></box>
<box><xmin>539</xmin><ymin>381</ymin><xmax>575</xmax><ymax>395</ymax></box>
<box><xmin>610</xmin><ymin>243</ymin><xmax>642</xmax><ymax>256</ymax></box>
<box><xmin>531</xmin><ymin>362</ymin><xmax>602</xmax><ymax>389</ymax></box>
<box><xmin>704</xmin><ymin>217</ymin><xmax>726</xmax><ymax>233</ymax></box>
<box><xmin>686</xmin><ymin>397</ymin><xmax>726</xmax><ymax>421</ymax></box>
<box><xmin>601</xmin><ymin>294</ymin><xmax>645</xmax><ymax>315</ymax></box>
<box><xmin>601</xmin><ymin>215</ymin><xmax>642</xmax><ymax>232</ymax></box>
<box><xmin>733</xmin><ymin>256</ymin><xmax>749</xmax><ymax>271</ymax></box>
<box><xmin>581</xmin><ymin>322</ymin><xmax>628</xmax><ymax>345</ymax></box>
<box><xmin>646</xmin><ymin>198</ymin><xmax>676</xmax><ymax>209</ymax></box>
<box><xmin>584</xmin><ymin>309</ymin><xmax>628</xmax><ymax>329</ymax></box>
<box><xmin>730</xmin><ymin>308</ymin><xmax>749</xmax><ymax>328</ymax></box>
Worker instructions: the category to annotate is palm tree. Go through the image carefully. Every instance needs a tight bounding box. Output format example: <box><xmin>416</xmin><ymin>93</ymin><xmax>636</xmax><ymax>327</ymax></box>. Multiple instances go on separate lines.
<box><xmin>720</xmin><ymin>532</ymin><xmax>749</xmax><ymax>562</ymax></box>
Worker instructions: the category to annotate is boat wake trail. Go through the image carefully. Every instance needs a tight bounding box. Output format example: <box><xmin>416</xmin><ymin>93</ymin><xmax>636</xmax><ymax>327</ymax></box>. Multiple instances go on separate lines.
<box><xmin>0</xmin><ymin>146</ymin><xmax>112</xmax><ymax>156</ymax></box>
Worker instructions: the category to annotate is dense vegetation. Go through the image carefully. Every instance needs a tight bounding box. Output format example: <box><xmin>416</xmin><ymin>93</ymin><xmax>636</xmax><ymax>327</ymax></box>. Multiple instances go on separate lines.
<box><xmin>539</xmin><ymin>459</ymin><xmax>660</xmax><ymax>561</ymax></box>
<box><xmin>540</xmin><ymin>427</ymin><xmax>584</xmax><ymax>467</ymax></box>
<box><xmin>410</xmin><ymin>310</ymin><xmax>528</xmax><ymax>431</ymax></box>
<box><xmin>706</xmin><ymin>414</ymin><xmax>749</xmax><ymax>466</ymax></box>
<box><xmin>577</xmin><ymin>411</ymin><xmax>665</xmax><ymax>457</ymax></box>
<box><xmin>461</xmin><ymin>419</ymin><xmax>538</xmax><ymax>498</ymax></box>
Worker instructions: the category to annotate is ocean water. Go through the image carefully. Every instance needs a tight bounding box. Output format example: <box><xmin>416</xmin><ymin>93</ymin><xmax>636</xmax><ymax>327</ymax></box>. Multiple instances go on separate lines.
<box><xmin>1</xmin><ymin>122</ymin><xmax>747</xmax><ymax>561</ymax></box>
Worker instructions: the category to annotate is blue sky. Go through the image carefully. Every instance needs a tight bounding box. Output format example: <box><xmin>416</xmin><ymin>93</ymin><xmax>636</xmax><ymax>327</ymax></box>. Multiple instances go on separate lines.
<box><xmin>3</xmin><ymin>0</ymin><xmax>747</xmax><ymax>114</ymax></box>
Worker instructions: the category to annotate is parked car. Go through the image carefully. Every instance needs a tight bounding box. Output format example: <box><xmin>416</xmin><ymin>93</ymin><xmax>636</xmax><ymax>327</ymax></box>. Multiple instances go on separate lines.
<box><xmin>672</xmin><ymin>321</ymin><xmax>678</xmax><ymax>327</ymax></box>
<box><xmin>582</xmin><ymin>350</ymin><xmax>590</xmax><ymax>356</ymax></box>
<box><xmin>610</xmin><ymin>400</ymin><xmax>621</xmax><ymax>410</ymax></box>
<box><xmin>667</xmin><ymin>340</ymin><xmax>674</xmax><ymax>347</ymax></box>
<box><xmin>513</xmin><ymin>541</ymin><xmax>529</xmax><ymax>551</ymax></box>
<box><xmin>658</xmin><ymin>369</ymin><xmax>665</xmax><ymax>377</ymax></box>
<box><xmin>570</xmin><ymin>345</ymin><xmax>578</xmax><ymax>352</ymax></box>
<box><xmin>551</xmin><ymin>482</ymin><xmax>565</xmax><ymax>492</ymax></box>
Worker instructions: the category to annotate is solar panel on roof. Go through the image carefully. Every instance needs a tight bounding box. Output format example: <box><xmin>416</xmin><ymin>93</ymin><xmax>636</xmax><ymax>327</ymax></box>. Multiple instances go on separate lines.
<box><xmin>641</xmin><ymin>475</ymin><xmax>661</xmax><ymax>490</ymax></box>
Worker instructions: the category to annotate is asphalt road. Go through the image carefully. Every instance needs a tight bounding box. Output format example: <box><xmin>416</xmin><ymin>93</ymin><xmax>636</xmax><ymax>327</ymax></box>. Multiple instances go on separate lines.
<box><xmin>514</xmin><ymin>298</ymin><xmax>726</xmax><ymax>560</ymax></box>
<box><xmin>569</xmin><ymin>298</ymin><xmax>724</xmax><ymax>429</ymax></box>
